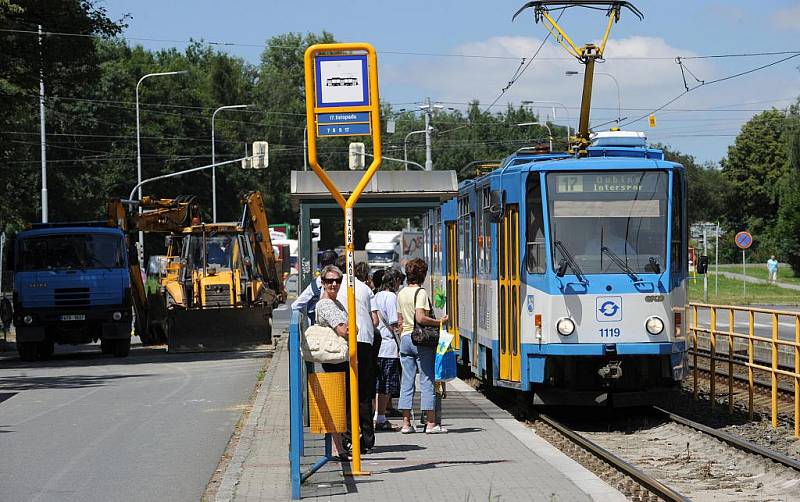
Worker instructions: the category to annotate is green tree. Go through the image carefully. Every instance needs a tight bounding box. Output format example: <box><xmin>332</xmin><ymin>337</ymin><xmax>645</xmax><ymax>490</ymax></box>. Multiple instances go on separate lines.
<box><xmin>720</xmin><ymin>109</ymin><xmax>791</xmax><ymax>252</ymax></box>
<box><xmin>0</xmin><ymin>0</ymin><xmax>125</xmax><ymax>231</ymax></box>
<box><xmin>657</xmin><ymin>145</ymin><xmax>727</xmax><ymax>225</ymax></box>
<box><xmin>774</xmin><ymin>100</ymin><xmax>800</xmax><ymax>275</ymax></box>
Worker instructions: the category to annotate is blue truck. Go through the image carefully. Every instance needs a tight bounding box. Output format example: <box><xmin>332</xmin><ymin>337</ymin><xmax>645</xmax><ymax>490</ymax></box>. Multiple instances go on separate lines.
<box><xmin>12</xmin><ymin>224</ymin><xmax>133</xmax><ymax>361</ymax></box>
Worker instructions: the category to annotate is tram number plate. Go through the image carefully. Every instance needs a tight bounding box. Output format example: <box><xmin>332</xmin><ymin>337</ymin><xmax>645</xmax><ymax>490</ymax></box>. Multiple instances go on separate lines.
<box><xmin>60</xmin><ymin>314</ymin><xmax>85</xmax><ymax>321</ymax></box>
<box><xmin>599</xmin><ymin>328</ymin><xmax>621</xmax><ymax>337</ymax></box>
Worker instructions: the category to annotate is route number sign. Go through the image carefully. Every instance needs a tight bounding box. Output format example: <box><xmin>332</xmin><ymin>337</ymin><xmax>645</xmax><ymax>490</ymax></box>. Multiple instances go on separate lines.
<box><xmin>735</xmin><ymin>231</ymin><xmax>752</xmax><ymax>250</ymax></box>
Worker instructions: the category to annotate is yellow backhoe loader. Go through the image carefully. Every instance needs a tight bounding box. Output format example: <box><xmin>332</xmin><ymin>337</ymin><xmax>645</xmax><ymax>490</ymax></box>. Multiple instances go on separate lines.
<box><xmin>109</xmin><ymin>192</ymin><xmax>285</xmax><ymax>352</ymax></box>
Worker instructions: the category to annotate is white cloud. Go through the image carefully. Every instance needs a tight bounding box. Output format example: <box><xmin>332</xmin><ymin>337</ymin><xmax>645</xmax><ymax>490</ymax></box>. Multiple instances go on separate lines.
<box><xmin>380</xmin><ymin>35</ymin><xmax>799</xmax><ymax>162</ymax></box>
<box><xmin>771</xmin><ymin>5</ymin><xmax>800</xmax><ymax>30</ymax></box>
<box><xmin>383</xmin><ymin>35</ymin><xmax>711</xmax><ymax>116</ymax></box>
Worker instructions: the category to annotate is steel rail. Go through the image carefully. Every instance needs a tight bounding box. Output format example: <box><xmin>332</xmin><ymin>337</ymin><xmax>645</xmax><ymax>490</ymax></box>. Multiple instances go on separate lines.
<box><xmin>653</xmin><ymin>407</ymin><xmax>800</xmax><ymax>472</ymax></box>
<box><xmin>537</xmin><ymin>413</ymin><xmax>691</xmax><ymax>502</ymax></box>
<box><xmin>691</xmin><ymin>348</ymin><xmax>796</xmax><ymax>396</ymax></box>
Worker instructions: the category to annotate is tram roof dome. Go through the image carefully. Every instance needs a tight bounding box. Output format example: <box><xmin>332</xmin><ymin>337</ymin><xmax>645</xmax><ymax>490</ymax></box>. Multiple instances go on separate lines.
<box><xmin>590</xmin><ymin>130</ymin><xmax>646</xmax><ymax>147</ymax></box>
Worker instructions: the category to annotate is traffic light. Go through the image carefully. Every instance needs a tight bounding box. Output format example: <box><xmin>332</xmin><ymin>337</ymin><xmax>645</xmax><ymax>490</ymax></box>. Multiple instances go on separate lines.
<box><xmin>251</xmin><ymin>141</ymin><xmax>269</xmax><ymax>169</ymax></box>
<box><xmin>348</xmin><ymin>142</ymin><xmax>365</xmax><ymax>170</ymax></box>
<box><xmin>310</xmin><ymin>218</ymin><xmax>321</xmax><ymax>242</ymax></box>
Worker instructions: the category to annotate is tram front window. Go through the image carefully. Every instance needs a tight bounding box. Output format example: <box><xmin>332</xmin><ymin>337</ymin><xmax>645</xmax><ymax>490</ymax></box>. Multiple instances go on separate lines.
<box><xmin>546</xmin><ymin>171</ymin><xmax>668</xmax><ymax>275</ymax></box>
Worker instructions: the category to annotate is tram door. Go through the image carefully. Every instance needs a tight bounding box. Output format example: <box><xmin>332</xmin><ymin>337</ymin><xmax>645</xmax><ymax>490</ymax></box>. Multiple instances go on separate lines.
<box><xmin>498</xmin><ymin>205</ymin><xmax>521</xmax><ymax>382</ymax></box>
<box><xmin>446</xmin><ymin>222</ymin><xmax>460</xmax><ymax>350</ymax></box>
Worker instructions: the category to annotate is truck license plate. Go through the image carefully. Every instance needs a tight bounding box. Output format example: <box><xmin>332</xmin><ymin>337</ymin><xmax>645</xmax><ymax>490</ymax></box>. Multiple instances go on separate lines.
<box><xmin>60</xmin><ymin>314</ymin><xmax>85</xmax><ymax>321</ymax></box>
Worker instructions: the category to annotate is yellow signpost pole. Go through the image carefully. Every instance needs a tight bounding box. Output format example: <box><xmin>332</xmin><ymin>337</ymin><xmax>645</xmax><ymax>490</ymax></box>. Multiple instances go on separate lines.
<box><xmin>303</xmin><ymin>42</ymin><xmax>382</xmax><ymax>476</ymax></box>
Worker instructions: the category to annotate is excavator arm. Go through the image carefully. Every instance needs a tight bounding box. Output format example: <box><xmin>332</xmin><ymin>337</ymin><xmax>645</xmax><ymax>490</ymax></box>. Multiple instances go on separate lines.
<box><xmin>241</xmin><ymin>191</ymin><xmax>286</xmax><ymax>304</ymax></box>
<box><xmin>107</xmin><ymin>195</ymin><xmax>201</xmax><ymax>344</ymax></box>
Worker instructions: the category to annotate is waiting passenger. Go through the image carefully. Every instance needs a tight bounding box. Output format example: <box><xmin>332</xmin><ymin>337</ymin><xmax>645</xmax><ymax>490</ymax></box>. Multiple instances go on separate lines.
<box><xmin>313</xmin><ymin>265</ymin><xmax>350</xmax><ymax>460</ymax></box>
<box><xmin>293</xmin><ymin>249</ymin><xmax>338</xmax><ymax>324</ymax></box>
<box><xmin>335</xmin><ymin>256</ymin><xmax>379</xmax><ymax>453</ymax></box>
<box><xmin>373</xmin><ymin>268</ymin><xmax>401</xmax><ymax>431</ymax></box>
<box><xmin>396</xmin><ymin>258</ymin><xmax>449</xmax><ymax>434</ymax></box>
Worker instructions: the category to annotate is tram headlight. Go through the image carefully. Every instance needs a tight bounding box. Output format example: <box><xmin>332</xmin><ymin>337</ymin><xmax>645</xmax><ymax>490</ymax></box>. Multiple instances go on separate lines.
<box><xmin>556</xmin><ymin>317</ymin><xmax>575</xmax><ymax>336</ymax></box>
<box><xmin>645</xmin><ymin>316</ymin><xmax>664</xmax><ymax>335</ymax></box>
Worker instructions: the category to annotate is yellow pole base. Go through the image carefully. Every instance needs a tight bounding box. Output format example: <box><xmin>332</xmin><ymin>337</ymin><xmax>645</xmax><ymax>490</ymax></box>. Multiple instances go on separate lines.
<box><xmin>343</xmin><ymin>470</ymin><xmax>371</xmax><ymax>477</ymax></box>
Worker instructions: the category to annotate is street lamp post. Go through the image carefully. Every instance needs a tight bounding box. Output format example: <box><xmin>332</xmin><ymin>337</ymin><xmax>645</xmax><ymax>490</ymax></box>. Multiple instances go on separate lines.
<box><xmin>136</xmin><ymin>70</ymin><xmax>187</xmax><ymax>254</ymax></box>
<box><xmin>212</xmin><ymin>104</ymin><xmax>249</xmax><ymax>223</ymax></box>
<box><xmin>566</xmin><ymin>70</ymin><xmax>622</xmax><ymax>125</ymax></box>
<box><xmin>521</xmin><ymin>100</ymin><xmax>571</xmax><ymax>146</ymax></box>
<box><xmin>404</xmin><ymin>129</ymin><xmax>429</xmax><ymax>169</ymax></box>
<box><xmin>303</xmin><ymin>126</ymin><xmax>307</xmax><ymax>171</ymax></box>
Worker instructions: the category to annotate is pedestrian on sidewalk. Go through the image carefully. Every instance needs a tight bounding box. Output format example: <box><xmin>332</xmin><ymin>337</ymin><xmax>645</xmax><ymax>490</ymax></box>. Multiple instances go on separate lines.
<box><xmin>373</xmin><ymin>268</ymin><xmax>402</xmax><ymax>431</ymax></box>
<box><xmin>292</xmin><ymin>249</ymin><xmax>338</xmax><ymax>324</ymax></box>
<box><xmin>335</xmin><ymin>256</ymin><xmax>379</xmax><ymax>453</ymax></box>
<box><xmin>767</xmin><ymin>255</ymin><xmax>779</xmax><ymax>284</ymax></box>
<box><xmin>396</xmin><ymin>258</ymin><xmax>449</xmax><ymax>434</ymax></box>
<box><xmin>313</xmin><ymin>265</ymin><xmax>350</xmax><ymax>460</ymax></box>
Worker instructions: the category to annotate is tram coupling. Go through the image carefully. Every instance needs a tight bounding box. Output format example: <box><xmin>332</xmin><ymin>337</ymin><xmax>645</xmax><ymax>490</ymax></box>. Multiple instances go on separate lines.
<box><xmin>598</xmin><ymin>360</ymin><xmax>623</xmax><ymax>380</ymax></box>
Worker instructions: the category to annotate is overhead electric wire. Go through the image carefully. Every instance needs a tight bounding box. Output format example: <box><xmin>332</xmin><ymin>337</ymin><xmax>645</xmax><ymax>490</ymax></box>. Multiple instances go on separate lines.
<box><xmin>482</xmin><ymin>10</ymin><xmax>564</xmax><ymax>113</ymax></box>
<box><xmin>3</xmin><ymin>27</ymin><xmax>796</xmax><ymax>62</ymax></box>
<box><xmin>623</xmin><ymin>52</ymin><xmax>800</xmax><ymax>127</ymax></box>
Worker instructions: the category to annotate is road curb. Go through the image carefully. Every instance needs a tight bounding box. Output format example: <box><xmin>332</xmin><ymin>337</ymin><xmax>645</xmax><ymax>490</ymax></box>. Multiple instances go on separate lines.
<box><xmin>215</xmin><ymin>336</ymin><xmax>286</xmax><ymax>502</ymax></box>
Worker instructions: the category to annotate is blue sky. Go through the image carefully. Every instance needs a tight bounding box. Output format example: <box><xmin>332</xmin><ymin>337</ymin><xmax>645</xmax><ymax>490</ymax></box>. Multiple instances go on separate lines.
<box><xmin>105</xmin><ymin>0</ymin><xmax>800</xmax><ymax>163</ymax></box>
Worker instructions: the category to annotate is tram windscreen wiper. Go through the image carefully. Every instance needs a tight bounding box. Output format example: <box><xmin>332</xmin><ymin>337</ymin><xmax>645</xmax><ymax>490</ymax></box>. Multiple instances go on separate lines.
<box><xmin>554</xmin><ymin>240</ymin><xmax>588</xmax><ymax>285</ymax></box>
<box><xmin>601</xmin><ymin>246</ymin><xmax>640</xmax><ymax>282</ymax></box>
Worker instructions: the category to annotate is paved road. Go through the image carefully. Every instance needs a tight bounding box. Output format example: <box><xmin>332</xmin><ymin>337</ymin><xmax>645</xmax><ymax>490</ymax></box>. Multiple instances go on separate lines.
<box><xmin>0</xmin><ymin>306</ymin><xmax>291</xmax><ymax>502</ymax></box>
<box><xmin>692</xmin><ymin>305</ymin><xmax>799</xmax><ymax>342</ymax></box>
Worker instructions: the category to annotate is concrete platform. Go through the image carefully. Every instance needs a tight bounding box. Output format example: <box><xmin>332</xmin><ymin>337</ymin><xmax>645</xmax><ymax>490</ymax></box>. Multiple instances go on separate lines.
<box><xmin>215</xmin><ymin>336</ymin><xmax>625</xmax><ymax>501</ymax></box>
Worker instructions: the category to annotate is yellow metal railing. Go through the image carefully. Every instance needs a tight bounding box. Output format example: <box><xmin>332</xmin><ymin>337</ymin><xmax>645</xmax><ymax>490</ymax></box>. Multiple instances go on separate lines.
<box><xmin>688</xmin><ymin>303</ymin><xmax>800</xmax><ymax>437</ymax></box>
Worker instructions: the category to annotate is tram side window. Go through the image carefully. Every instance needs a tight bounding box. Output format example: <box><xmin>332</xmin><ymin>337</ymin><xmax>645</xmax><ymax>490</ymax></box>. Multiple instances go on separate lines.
<box><xmin>526</xmin><ymin>174</ymin><xmax>546</xmax><ymax>274</ymax></box>
<box><xmin>670</xmin><ymin>171</ymin><xmax>685</xmax><ymax>272</ymax></box>
<box><xmin>479</xmin><ymin>188</ymin><xmax>491</xmax><ymax>274</ymax></box>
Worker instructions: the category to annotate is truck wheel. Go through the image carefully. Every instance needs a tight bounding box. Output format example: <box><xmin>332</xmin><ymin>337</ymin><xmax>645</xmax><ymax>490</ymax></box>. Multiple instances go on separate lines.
<box><xmin>113</xmin><ymin>337</ymin><xmax>131</xmax><ymax>357</ymax></box>
<box><xmin>38</xmin><ymin>340</ymin><xmax>54</xmax><ymax>359</ymax></box>
<box><xmin>18</xmin><ymin>342</ymin><xmax>37</xmax><ymax>362</ymax></box>
<box><xmin>101</xmin><ymin>338</ymin><xmax>113</xmax><ymax>354</ymax></box>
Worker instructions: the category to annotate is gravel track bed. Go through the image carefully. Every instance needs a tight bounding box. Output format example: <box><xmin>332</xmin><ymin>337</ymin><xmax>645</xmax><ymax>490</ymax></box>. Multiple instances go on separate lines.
<box><xmin>669</xmin><ymin>381</ymin><xmax>800</xmax><ymax>461</ymax></box>
<box><xmin>578</xmin><ymin>417</ymin><xmax>800</xmax><ymax>501</ymax></box>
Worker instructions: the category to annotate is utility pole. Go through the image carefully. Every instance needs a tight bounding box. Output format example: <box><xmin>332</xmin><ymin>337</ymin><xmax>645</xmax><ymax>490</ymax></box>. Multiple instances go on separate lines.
<box><xmin>423</xmin><ymin>97</ymin><xmax>433</xmax><ymax>170</ymax></box>
<box><xmin>419</xmin><ymin>97</ymin><xmax>442</xmax><ymax>171</ymax></box>
<box><xmin>38</xmin><ymin>25</ymin><xmax>48</xmax><ymax>223</ymax></box>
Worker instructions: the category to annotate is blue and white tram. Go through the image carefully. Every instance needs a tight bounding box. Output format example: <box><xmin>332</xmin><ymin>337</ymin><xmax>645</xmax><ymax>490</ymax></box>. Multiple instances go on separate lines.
<box><xmin>423</xmin><ymin>132</ymin><xmax>689</xmax><ymax>406</ymax></box>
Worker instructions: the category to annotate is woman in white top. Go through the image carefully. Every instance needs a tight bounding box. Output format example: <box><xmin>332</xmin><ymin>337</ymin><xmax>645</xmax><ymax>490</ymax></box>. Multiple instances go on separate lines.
<box><xmin>396</xmin><ymin>258</ymin><xmax>448</xmax><ymax>434</ymax></box>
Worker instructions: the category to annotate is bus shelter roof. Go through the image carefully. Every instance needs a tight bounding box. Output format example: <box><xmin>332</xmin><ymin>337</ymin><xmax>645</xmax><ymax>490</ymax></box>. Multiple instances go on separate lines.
<box><xmin>290</xmin><ymin>170</ymin><xmax>458</xmax><ymax>218</ymax></box>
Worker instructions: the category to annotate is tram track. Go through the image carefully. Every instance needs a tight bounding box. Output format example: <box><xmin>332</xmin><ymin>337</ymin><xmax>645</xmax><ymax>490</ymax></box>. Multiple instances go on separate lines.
<box><xmin>529</xmin><ymin>407</ymin><xmax>800</xmax><ymax>501</ymax></box>
<box><xmin>532</xmin><ymin>412</ymin><xmax>689</xmax><ymax>502</ymax></box>
<box><xmin>472</xmin><ymin>381</ymin><xmax>800</xmax><ymax>501</ymax></box>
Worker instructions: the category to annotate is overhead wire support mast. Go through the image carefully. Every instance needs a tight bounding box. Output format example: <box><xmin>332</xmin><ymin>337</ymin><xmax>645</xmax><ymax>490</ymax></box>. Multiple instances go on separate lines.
<box><xmin>513</xmin><ymin>1</ymin><xmax>643</xmax><ymax>155</ymax></box>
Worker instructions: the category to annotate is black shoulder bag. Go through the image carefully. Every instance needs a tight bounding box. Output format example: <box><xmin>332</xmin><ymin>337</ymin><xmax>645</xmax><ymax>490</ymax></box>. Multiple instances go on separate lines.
<box><xmin>410</xmin><ymin>288</ymin><xmax>439</xmax><ymax>347</ymax></box>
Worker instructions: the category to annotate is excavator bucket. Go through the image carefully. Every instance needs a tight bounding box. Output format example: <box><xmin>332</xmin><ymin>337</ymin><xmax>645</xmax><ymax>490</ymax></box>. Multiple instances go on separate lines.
<box><xmin>166</xmin><ymin>305</ymin><xmax>273</xmax><ymax>353</ymax></box>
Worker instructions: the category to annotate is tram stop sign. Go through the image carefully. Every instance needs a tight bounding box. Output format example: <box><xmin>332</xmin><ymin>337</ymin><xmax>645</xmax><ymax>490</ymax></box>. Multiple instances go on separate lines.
<box><xmin>735</xmin><ymin>231</ymin><xmax>753</xmax><ymax>250</ymax></box>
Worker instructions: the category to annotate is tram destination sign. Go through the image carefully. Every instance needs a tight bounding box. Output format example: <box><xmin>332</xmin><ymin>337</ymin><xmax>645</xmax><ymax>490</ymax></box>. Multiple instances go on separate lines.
<box><xmin>555</xmin><ymin>173</ymin><xmax>657</xmax><ymax>194</ymax></box>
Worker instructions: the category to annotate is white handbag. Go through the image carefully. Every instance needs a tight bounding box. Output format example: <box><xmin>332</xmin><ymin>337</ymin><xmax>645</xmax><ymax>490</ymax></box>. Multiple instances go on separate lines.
<box><xmin>301</xmin><ymin>324</ymin><xmax>349</xmax><ymax>364</ymax></box>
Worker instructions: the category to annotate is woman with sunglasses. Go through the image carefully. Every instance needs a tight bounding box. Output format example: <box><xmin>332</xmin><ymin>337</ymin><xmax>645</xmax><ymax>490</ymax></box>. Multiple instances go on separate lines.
<box><xmin>313</xmin><ymin>265</ymin><xmax>350</xmax><ymax>459</ymax></box>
